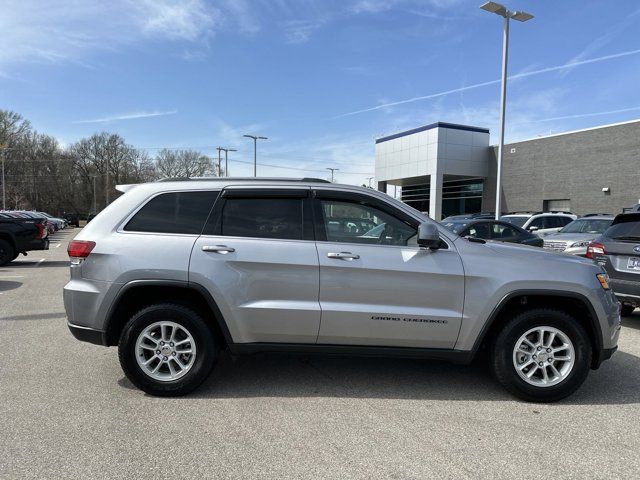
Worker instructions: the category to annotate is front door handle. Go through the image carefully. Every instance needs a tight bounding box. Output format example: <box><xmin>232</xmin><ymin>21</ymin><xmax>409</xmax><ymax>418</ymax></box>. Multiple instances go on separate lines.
<box><xmin>327</xmin><ymin>252</ymin><xmax>360</xmax><ymax>260</ymax></box>
<box><xmin>202</xmin><ymin>245</ymin><xmax>235</xmax><ymax>254</ymax></box>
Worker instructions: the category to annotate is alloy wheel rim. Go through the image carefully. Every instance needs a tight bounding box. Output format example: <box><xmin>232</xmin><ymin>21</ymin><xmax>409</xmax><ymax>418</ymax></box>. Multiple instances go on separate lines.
<box><xmin>512</xmin><ymin>326</ymin><xmax>575</xmax><ymax>387</ymax></box>
<box><xmin>135</xmin><ymin>321</ymin><xmax>196</xmax><ymax>382</ymax></box>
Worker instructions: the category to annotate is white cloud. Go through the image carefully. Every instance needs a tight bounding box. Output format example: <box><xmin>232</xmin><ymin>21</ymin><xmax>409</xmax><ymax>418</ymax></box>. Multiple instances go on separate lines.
<box><xmin>132</xmin><ymin>0</ymin><xmax>219</xmax><ymax>41</ymax></box>
<box><xmin>73</xmin><ymin>110</ymin><xmax>177</xmax><ymax>124</ymax></box>
<box><xmin>0</xmin><ymin>0</ymin><xmax>221</xmax><ymax>67</ymax></box>
<box><xmin>337</xmin><ymin>48</ymin><xmax>640</xmax><ymax>117</ymax></box>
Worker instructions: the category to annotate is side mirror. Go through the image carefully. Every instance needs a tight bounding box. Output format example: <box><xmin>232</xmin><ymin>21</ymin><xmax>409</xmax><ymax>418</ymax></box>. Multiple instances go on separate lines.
<box><xmin>529</xmin><ymin>226</ymin><xmax>539</xmax><ymax>232</ymax></box>
<box><xmin>418</xmin><ymin>222</ymin><xmax>441</xmax><ymax>249</ymax></box>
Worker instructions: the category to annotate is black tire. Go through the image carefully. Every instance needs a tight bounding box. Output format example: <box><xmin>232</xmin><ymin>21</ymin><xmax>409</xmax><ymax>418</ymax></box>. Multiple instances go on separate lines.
<box><xmin>621</xmin><ymin>304</ymin><xmax>636</xmax><ymax>317</ymax></box>
<box><xmin>491</xmin><ymin>308</ymin><xmax>591</xmax><ymax>403</ymax></box>
<box><xmin>118</xmin><ymin>303</ymin><xmax>216</xmax><ymax>396</ymax></box>
<box><xmin>0</xmin><ymin>239</ymin><xmax>15</xmax><ymax>267</ymax></box>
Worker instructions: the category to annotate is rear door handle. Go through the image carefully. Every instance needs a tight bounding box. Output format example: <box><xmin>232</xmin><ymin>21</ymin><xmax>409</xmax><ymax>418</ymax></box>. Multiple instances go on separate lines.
<box><xmin>202</xmin><ymin>245</ymin><xmax>235</xmax><ymax>254</ymax></box>
<box><xmin>327</xmin><ymin>252</ymin><xmax>360</xmax><ymax>260</ymax></box>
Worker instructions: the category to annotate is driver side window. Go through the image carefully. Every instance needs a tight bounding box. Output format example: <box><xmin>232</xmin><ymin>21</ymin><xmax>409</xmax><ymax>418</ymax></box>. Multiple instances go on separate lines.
<box><xmin>320</xmin><ymin>200</ymin><xmax>416</xmax><ymax>246</ymax></box>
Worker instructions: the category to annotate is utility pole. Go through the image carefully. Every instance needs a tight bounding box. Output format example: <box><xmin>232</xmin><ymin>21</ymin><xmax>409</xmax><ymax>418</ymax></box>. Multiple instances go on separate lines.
<box><xmin>366</xmin><ymin>176</ymin><xmax>374</xmax><ymax>188</ymax></box>
<box><xmin>243</xmin><ymin>134</ymin><xmax>268</xmax><ymax>177</ymax></box>
<box><xmin>326</xmin><ymin>168</ymin><xmax>339</xmax><ymax>183</ymax></box>
<box><xmin>218</xmin><ymin>148</ymin><xmax>237</xmax><ymax>177</ymax></box>
<box><xmin>216</xmin><ymin>147</ymin><xmax>223</xmax><ymax>177</ymax></box>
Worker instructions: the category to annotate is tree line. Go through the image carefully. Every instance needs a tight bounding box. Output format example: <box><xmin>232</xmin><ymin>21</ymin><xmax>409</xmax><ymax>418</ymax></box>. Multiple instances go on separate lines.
<box><xmin>0</xmin><ymin>109</ymin><xmax>220</xmax><ymax>215</ymax></box>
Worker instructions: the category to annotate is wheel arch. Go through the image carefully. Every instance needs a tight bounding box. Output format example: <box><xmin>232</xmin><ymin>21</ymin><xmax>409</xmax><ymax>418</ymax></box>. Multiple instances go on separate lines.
<box><xmin>471</xmin><ymin>290</ymin><xmax>603</xmax><ymax>369</ymax></box>
<box><xmin>0</xmin><ymin>232</ymin><xmax>17</xmax><ymax>252</ymax></box>
<box><xmin>104</xmin><ymin>280</ymin><xmax>233</xmax><ymax>348</ymax></box>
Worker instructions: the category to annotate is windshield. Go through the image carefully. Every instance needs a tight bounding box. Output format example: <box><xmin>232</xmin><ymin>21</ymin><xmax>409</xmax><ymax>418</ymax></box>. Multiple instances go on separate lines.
<box><xmin>559</xmin><ymin>219</ymin><xmax>612</xmax><ymax>234</ymax></box>
<box><xmin>501</xmin><ymin>216</ymin><xmax>528</xmax><ymax>227</ymax></box>
<box><xmin>441</xmin><ymin>220</ymin><xmax>469</xmax><ymax>234</ymax></box>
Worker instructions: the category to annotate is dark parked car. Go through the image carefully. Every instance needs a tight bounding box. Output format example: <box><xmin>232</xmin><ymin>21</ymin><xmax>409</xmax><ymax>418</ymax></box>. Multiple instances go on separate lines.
<box><xmin>442</xmin><ymin>212</ymin><xmax>496</xmax><ymax>222</ymax></box>
<box><xmin>441</xmin><ymin>219</ymin><xmax>544</xmax><ymax>247</ymax></box>
<box><xmin>587</xmin><ymin>212</ymin><xmax>640</xmax><ymax>316</ymax></box>
<box><xmin>63</xmin><ymin>212</ymin><xmax>80</xmax><ymax>227</ymax></box>
<box><xmin>0</xmin><ymin>212</ymin><xmax>50</xmax><ymax>266</ymax></box>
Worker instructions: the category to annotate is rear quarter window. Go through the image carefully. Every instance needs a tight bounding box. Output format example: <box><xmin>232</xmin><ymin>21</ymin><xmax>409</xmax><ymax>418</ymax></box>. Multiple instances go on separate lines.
<box><xmin>124</xmin><ymin>191</ymin><xmax>219</xmax><ymax>234</ymax></box>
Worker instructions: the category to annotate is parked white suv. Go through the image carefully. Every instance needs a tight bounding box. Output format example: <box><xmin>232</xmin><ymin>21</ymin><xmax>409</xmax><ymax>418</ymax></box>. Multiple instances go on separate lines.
<box><xmin>501</xmin><ymin>212</ymin><xmax>577</xmax><ymax>237</ymax></box>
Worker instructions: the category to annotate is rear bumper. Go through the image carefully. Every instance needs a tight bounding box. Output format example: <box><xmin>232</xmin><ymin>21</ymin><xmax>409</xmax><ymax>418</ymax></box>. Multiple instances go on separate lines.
<box><xmin>25</xmin><ymin>238</ymin><xmax>49</xmax><ymax>252</ymax></box>
<box><xmin>67</xmin><ymin>322</ymin><xmax>106</xmax><ymax>345</ymax></box>
<box><xmin>610</xmin><ymin>278</ymin><xmax>640</xmax><ymax>306</ymax></box>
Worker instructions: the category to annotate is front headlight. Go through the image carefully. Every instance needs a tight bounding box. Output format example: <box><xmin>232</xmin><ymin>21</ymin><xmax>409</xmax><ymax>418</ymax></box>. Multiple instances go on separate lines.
<box><xmin>570</xmin><ymin>241</ymin><xmax>590</xmax><ymax>248</ymax></box>
<box><xmin>596</xmin><ymin>273</ymin><xmax>611</xmax><ymax>290</ymax></box>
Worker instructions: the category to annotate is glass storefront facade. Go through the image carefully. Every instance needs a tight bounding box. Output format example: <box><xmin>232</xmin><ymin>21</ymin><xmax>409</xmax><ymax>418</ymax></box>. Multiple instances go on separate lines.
<box><xmin>402</xmin><ymin>177</ymin><xmax>484</xmax><ymax>218</ymax></box>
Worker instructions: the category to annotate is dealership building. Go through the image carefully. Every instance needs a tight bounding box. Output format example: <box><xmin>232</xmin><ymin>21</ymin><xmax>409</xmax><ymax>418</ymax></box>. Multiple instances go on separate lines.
<box><xmin>375</xmin><ymin>119</ymin><xmax>640</xmax><ymax>220</ymax></box>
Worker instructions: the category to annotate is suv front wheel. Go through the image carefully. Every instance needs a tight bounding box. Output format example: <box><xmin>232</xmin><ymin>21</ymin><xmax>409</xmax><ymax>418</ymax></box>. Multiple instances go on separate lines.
<box><xmin>118</xmin><ymin>304</ymin><xmax>217</xmax><ymax>396</ymax></box>
<box><xmin>491</xmin><ymin>308</ymin><xmax>591</xmax><ymax>402</ymax></box>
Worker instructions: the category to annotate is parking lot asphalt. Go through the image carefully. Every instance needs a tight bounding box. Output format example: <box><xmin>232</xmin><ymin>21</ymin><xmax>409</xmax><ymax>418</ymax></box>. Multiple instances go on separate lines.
<box><xmin>1</xmin><ymin>228</ymin><xmax>639</xmax><ymax>479</ymax></box>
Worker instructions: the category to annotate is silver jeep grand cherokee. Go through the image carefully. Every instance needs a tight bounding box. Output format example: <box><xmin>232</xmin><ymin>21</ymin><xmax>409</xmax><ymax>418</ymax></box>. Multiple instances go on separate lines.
<box><xmin>64</xmin><ymin>178</ymin><xmax>621</xmax><ymax>402</ymax></box>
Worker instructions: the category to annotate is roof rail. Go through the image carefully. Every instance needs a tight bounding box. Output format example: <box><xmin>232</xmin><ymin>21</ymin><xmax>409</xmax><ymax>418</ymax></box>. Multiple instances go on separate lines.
<box><xmin>156</xmin><ymin>176</ymin><xmax>331</xmax><ymax>183</ymax></box>
<box><xmin>582</xmin><ymin>213</ymin><xmax>613</xmax><ymax>217</ymax></box>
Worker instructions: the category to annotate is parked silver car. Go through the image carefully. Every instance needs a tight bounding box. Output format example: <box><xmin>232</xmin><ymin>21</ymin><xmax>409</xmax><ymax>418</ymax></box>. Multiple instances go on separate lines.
<box><xmin>64</xmin><ymin>178</ymin><xmax>621</xmax><ymax>402</ymax></box>
<box><xmin>543</xmin><ymin>215</ymin><xmax>614</xmax><ymax>256</ymax></box>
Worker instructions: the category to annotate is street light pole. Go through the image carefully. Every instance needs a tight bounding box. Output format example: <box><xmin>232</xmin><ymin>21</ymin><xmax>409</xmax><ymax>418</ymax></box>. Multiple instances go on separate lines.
<box><xmin>243</xmin><ymin>134</ymin><xmax>268</xmax><ymax>177</ymax></box>
<box><xmin>1</xmin><ymin>147</ymin><xmax>5</xmax><ymax>211</ymax></box>
<box><xmin>92</xmin><ymin>175</ymin><xmax>97</xmax><ymax>214</ymax></box>
<box><xmin>105</xmin><ymin>155</ymin><xmax>110</xmax><ymax>208</ymax></box>
<box><xmin>480</xmin><ymin>2</ymin><xmax>533</xmax><ymax>220</ymax></box>
<box><xmin>326</xmin><ymin>168</ymin><xmax>339</xmax><ymax>183</ymax></box>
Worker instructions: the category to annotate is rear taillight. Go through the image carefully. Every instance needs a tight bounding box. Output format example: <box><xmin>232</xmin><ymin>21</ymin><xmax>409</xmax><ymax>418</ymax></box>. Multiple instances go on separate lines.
<box><xmin>586</xmin><ymin>242</ymin><xmax>605</xmax><ymax>259</ymax></box>
<box><xmin>68</xmin><ymin>240</ymin><xmax>96</xmax><ymax>259</ymax></box>
<box><xmin>36</xmin><ymin>223</ymin><xmax>44</xmax><ymax>239</ymax></box>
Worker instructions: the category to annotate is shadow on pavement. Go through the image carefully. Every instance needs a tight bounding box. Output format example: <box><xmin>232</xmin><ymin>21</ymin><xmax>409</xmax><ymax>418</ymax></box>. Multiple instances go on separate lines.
<box><xmin>114</xmin><ymin>347</ymin><xmax>639</xmax><ymax>405</ymax></box>
<box><xmin>621</xmin><ymin>312</ymin><xmax>640</xmax><ymax>331</ymax></box>
<box><xmin>0</xmin><ymin>280</ymin><xmax>22</xmax><ymax>293</ymax></box>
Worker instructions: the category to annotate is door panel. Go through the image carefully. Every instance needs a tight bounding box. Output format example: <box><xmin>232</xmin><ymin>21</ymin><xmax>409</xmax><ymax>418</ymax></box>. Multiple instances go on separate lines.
<box><xmin>189</xmin><ymin>188</ymin><xmax>321</xmax><ymax>344</ymax></box>
<box><xmin>190</xmin><ymin>237</ymin><xmax>321</xmax><ymax>344</ymax></box>
<box><xmin>315</xmin><ymin>243</ymin><xmax>465</xmax><ymax>348</ymax></box>
<box><xmin>312</xmin><ymin>191</ymin><xmax>465</xmax><ymax>349</ymax></box>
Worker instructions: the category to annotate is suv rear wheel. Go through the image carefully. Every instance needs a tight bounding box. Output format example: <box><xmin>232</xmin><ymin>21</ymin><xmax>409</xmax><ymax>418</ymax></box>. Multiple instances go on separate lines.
<box><xmin>491</xmin><ymin>308</ymin><xmax>591</xmax><ymax>402</ymax></box>
<box><xmin>118</xmin><ymin>304</ymin><xmax>216</xmax><ymax>396</ymax></box>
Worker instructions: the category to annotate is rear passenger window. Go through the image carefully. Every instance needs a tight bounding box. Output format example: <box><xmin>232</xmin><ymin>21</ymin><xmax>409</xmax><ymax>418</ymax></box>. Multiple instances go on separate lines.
<box><xmin>125</xmin><ymin>191</ymin><xmax>218</xmax><ymax>234</ymax></box>
<box><xmin>221</xmin><ymin>198</ymin><xmax>303</xmax><ymax>240</ymax></box>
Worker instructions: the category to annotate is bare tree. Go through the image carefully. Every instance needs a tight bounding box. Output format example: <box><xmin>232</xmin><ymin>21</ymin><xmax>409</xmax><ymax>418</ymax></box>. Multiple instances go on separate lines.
<box><xmin>155</xmin><ymin>149</ymin><xmax>216</xmax><ymax>179</ymax></box>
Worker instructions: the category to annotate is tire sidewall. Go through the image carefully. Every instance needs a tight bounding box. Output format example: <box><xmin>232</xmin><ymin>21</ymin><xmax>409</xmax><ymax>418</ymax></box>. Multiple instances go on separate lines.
<box><xmin>493</xmin><ymin>309</ymin><xmax>591</xmax><ymax>402</ymax></box>
<box><xmin>119</xmin><ymin>304</ymin><xmax>215</xmax><ymax>396</ymax></box>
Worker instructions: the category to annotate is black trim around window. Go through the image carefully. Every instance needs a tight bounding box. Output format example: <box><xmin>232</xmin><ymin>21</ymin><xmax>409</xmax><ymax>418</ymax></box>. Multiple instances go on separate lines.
<box><xmin>202</xmin><ymin>187</ymin><xmax>315</xmax><ymax>240</ymax></box>
<box><xmin>312</xmin><ymin>189</ymin><xmax>419</xmax><ymax>243</ymax></box>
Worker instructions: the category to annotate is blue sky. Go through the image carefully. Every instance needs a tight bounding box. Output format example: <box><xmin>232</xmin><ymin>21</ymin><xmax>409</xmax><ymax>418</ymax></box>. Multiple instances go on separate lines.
<box><xmin>1</xmin><ymin>0</ymin><xmax>639</xmax><ymax>185</ymax></box>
